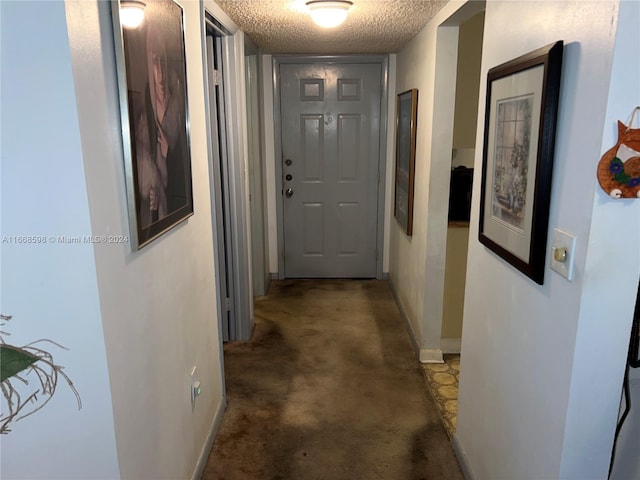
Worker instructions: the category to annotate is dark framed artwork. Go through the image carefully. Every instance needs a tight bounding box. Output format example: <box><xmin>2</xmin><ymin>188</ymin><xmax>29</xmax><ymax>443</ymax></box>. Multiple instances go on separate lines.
<box><xmin>479</xmin><ymin>41</ymin><xmax>563</xmax><ymax>285</ymax></box>
<box><xmin>112</xmin><ymin>0</ymin><xmax>194</xmax><ymax>250</ymax></box>
<box><xmin>394</xmin><ymin>89</ymin><xmax>418</xmax><ymax>236</ymax></box>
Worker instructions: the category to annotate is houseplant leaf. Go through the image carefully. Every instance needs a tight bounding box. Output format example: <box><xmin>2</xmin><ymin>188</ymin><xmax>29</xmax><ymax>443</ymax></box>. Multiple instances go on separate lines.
<box><xmin>1</xmin><ymin>345</ymin><xmax>38</xmax><ymax>382</ymax></box>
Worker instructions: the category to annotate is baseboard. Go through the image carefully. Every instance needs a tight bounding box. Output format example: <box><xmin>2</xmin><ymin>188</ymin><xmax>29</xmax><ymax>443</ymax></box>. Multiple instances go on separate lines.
<box><xmin>441</xmin><ymin>337</ymin><xmax>462</xmax><ymax>354</ymax></box>
<box><xmin>382</xmin><ymin>271</ymin><xmax>389</xmax><ymax>280</ymax></box>
<box><xmin>388</xmin><ymin>277</ymin><xmax>445</xmax><ymax>364</ymax></box>
<box><xmin>190</xmin><ymin>396</ymin><xmax>227</xmax><ymax>480</ymax></box>
<box><xmin>420</xmin><ymin>348</ymin><xmax>444</xmax><ymax>363</ymax></box>
<box><xmin>452</xmin><ymin>434</ymin><xmax>475</xmax><ymax>480</ymax></box>
<box><xmin>270</xmin><ymin>272</ymin><xmax>279</xmax><ymax>280</ymax></box>
<box><xmin>387</xmin><ymin>276</ymin><xmax>421</xmax><ymax>360</ymax></box>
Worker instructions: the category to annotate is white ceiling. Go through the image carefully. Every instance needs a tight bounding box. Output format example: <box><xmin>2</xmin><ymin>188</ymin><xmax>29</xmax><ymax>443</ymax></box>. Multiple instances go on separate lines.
<box><xmin>213</xmin><ymin>0</ymin><xmax>448</xmax><ymax>54</ymax></box>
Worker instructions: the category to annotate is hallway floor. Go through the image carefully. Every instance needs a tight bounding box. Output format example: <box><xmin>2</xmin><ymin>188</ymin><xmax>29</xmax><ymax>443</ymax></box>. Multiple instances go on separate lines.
<box><xmin>202</xmin><ymin>279</ymin><xmax>462</xmax><ymax>479</ymax></box>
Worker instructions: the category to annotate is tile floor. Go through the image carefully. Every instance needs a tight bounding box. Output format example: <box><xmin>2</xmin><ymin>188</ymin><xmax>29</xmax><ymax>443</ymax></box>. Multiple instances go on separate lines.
<box><xmin>421</xmin><ymin>354</ymin><xmax>460</xmax><ymax>438</ymax></box>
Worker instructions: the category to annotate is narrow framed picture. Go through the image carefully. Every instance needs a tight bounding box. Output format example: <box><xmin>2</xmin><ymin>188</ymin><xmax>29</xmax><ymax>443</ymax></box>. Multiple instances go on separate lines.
<box><xmin>478</xmin><ymin>41</ymin><xmax>563</xmax><ymax>284</ymax></box>
<box><xmin>112</xmin><ymin>0</ymin><xmax>194</xmax><ymax>250</ymax></box>
<box><xmin>394</xmin><ymin>88</ymin><xmax>418</xmax><ymax>236</ymax></box>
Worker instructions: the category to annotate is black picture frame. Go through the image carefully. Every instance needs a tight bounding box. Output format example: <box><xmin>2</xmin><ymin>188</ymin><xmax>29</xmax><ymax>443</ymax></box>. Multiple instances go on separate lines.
<box><xmin>112</xmin><ymin>0</ymin><xmax>194</xmax><ymax>250</ymax></box>
<box><xmin>478</xmin><ymin>41</ymin><xmax>563</xmax><ymax>285</ymax></box>
<box><xmin>394</xmin><ymin>89</ymin><xmax>418</xmax><ymax>236</ymax></box>
<box><xmin>630</xmin><ymin>279</ymin><xmax>640</xmax><ymax>368</ymax></box>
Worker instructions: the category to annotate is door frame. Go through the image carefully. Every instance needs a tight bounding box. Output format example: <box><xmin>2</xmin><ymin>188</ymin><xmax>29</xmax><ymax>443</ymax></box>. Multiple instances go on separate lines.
<box><xmin>203</xmin><ymin>9</ymin><xmax>253</xmax><ymax>341</ymax></box>
<box><xmin>272</xmin><ymin>55</ymin><xmax>390</xmax><ymax>279</ymax></box>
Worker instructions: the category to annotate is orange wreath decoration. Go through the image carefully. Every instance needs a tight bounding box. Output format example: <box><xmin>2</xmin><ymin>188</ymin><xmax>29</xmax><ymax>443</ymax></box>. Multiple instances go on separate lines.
<box><xmin>597</xmin><ymin>107</ymin><xmax>640</xmax><ymax>199</ymax></box>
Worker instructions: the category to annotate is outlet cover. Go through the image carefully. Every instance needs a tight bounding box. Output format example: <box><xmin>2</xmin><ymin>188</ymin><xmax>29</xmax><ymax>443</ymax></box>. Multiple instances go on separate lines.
<box><xmin>550</xmin><ymin>228</ymin><xmax>576</xmax><ymax>281</ymax></box>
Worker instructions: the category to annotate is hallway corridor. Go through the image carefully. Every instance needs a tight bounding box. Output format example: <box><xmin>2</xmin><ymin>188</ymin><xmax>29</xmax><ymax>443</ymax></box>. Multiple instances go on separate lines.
<box><xmin>202</xmin><ymin>280</ymin><xmax>462</xmax><ymax>479</ymax></box>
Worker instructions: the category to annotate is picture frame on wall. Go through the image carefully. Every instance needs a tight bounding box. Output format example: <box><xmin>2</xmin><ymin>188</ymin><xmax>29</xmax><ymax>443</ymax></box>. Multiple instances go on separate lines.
<box><xmin>478</xmin><ymin>41</ymin><xmax>563</xmax><ymax>285</ymax></box>
<box><xmin>112</xmin><ymin>0</ymin><xmax>194</xmax><ymax>250</ymax></box>
<box><xmin>394</xmin><ymin>88</ymin><xmax>418</xmax><ymax>236</ymax></box>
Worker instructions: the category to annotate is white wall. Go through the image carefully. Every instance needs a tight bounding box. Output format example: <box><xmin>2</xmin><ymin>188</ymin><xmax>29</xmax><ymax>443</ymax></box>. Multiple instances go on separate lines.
<box><xmin>261</xmin><ymin>55</ymin><xmax>279</xmax><ymax>274</ymax></box>
<box><xmin>246</xmin><ymin>48</ymin><xmax>270</xmax><ymax>296</ymax></box>
<box><xmin>576</xmin><ymin>2</ymin><xmax>639</xmax><ymax>478</ymax></box>
<box><xmin>382</xmin><ymin>54</ymin><xmax>397</xmax><ymax>274</ymax></box>
<box><xmin>0</xmin><ymin>1</ymin><xmax>120</xmax><ymax>478</ymax></box>
<box><xmin>63</xmin><ymin>1</ymin><xmax>226</xmax><ymax>478</ymax></box>
<box><xmin>455</xmin><ymin>1</ymin><xmax>637</xmax><ymax>479</ymax></box>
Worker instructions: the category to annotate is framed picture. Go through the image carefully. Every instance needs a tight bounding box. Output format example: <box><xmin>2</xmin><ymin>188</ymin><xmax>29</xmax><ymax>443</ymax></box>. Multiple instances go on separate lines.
<box><xmin>394</xmin><ymin>89</ymin><xmax>418</xmax><ymax>236</ymax></box>
<box><xmin>112</xmin><ymin>0</ymin><xmax>194</xmax><ymax>250</ymax></box>
<box><xmin>479</xmin><ymin>41</ymin><xmax>563</xmax><ymax>284</ymax></box>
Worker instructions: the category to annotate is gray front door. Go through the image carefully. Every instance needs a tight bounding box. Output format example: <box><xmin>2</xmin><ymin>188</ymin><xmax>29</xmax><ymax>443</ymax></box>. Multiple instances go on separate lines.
<box><xmin>280</xmin><ymin>62</ymin><xmax>382</xmax><ymax>278</ymax></box>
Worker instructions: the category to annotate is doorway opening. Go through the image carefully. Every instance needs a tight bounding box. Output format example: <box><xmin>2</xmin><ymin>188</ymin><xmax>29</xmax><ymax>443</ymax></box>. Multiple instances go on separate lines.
<box><xmin>422</xmin><ymin>3</ymin><xmax>485</xmax><ymax>438</ymax></box>
<box><xmin>441</xmin><ymin>11</ymin><xmax>485</xmax><ymax>357</ymax></box>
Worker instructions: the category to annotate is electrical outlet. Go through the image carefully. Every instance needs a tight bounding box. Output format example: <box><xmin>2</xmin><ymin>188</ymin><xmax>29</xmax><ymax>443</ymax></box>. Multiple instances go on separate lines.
<box><xmin>190</xmin><ymin>366</ymin><xmax>201</xmax><ymax>409</ymax></box>
<box><xmin>550</xmin><ymin>228</ymin><xmax>576</xmax><ymax>281</ymax></box>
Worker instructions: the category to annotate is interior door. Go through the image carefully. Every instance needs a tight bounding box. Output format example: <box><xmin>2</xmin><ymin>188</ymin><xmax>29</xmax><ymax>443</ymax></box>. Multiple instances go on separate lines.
<box><xmin>280</xmin><ymin>62</ymin><xmax>382</xmax><ymax>278</ymax></box>
<box><xmin>206</xmin><ymin>30</ymin><xmax>235</xmax><ymax>340</ymax></box>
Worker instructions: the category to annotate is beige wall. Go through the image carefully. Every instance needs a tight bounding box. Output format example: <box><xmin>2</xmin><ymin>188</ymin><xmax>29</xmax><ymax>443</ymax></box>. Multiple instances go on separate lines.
<box><xmin>442</xmin><ymin>226</ymin><xmax>469</xmax><ymax>339</ymax></box>
<box><xmin>452</xmin><ymin>12</ymin><xmax>485</xmax><ymax>150</ymax></box>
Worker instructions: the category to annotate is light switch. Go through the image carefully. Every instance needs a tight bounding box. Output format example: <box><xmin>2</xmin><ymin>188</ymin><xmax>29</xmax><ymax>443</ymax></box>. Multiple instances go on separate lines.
<box><xmin>550</xmin><ymin>228</ymin><xmax>576</xmax><ymax>281</ymax></box>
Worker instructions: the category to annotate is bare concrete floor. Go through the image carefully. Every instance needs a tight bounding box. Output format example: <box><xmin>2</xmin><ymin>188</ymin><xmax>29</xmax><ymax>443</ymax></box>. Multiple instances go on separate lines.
<box><xmin>202</xmin><ymin>279</ymin><xmax>463</xmax><ymax>479</ymax></box>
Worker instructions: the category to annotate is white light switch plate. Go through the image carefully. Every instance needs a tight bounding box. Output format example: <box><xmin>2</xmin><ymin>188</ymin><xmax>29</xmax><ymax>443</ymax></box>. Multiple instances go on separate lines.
<box><xmin>550</xmin><ymin>228</ymin><xmax>576</xmax><ymax>281</ymax></box>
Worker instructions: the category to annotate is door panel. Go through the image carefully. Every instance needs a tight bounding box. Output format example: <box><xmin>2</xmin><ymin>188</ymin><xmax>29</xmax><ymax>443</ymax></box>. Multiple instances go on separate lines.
<box><xmin>280</xmin><ymin>62</ymin><xmax>381</xmax><ymax>278</ymax></box>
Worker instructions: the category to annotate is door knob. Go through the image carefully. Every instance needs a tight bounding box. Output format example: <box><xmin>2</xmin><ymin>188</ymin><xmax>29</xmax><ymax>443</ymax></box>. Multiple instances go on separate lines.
<box><xmin>285</xmin><ymin>188</ymin><xmax>294</xmax><ymax>198</ymax></box>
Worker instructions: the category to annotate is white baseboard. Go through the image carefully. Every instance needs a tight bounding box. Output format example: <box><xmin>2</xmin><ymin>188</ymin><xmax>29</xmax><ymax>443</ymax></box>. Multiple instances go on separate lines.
<box><xmin>191</xmin><ymin>396</ymin><xmax>227</xmax><ymax>480</ymax></box>
<box><xmin>452</xmin><ymin>434</ymin><xmax>475</xmax><ymax>480</ymax></box>
<box><xmin>420</xmin><ymin>348</ymin><xmax>444</xmax><ymax>363</ymax></box>
<box><xmin>441</xmin><ymin>337</ymin><xmax>462</xmax><ymax>354</ymax></box>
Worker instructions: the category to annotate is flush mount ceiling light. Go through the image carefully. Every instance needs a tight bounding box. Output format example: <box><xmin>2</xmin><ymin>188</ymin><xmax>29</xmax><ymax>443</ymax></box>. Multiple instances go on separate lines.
<box><xmin>306</xmin><ymin>0</ymin><xmax>353</xmax><ymax>28</ymax></box>
<box><xmin>120</xmin><ymin>0</ymin><xmax>146</xmax><ymax>29</ymax></box>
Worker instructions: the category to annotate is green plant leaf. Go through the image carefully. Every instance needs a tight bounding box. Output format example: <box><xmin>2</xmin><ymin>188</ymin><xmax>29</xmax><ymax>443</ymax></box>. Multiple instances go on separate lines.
<box><xmin>1</xmin><ymin>345</ymin><xmax>38</xmax><ymax>382</ymax></box>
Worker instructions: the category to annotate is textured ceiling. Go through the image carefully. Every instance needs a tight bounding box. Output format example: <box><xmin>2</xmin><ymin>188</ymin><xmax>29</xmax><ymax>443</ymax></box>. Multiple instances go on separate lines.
<box><xmin>214</xmin><ymin>0</ymin><xmax>448</xmax><ymax>54</ymax></box>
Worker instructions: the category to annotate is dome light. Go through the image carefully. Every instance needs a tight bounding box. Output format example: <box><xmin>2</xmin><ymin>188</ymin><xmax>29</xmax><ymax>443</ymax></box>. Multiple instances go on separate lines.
<box><xmin>306</xmin><ymin>0</ymin><xmax>353</xmax><ymax>29</ymax></box>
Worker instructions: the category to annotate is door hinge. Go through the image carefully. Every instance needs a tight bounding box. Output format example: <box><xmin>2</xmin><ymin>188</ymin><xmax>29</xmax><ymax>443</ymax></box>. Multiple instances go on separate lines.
<box><xmin>224</xmin><ymin>297</ymin><xmax>231</xmax><ymax>311</ymax></box>
<box><xmin>212</xmin><ymin>69</ymin><xmax>221</xmax><ymax>86</ymax></box>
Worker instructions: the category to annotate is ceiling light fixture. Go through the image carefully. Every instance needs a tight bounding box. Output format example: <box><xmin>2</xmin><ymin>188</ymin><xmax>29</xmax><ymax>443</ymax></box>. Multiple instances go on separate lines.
<box><xmin>120</xmin><ymin>0</ymin><xmax>146</xmax><ymax>29</ymax></box>
<box><xmin>306</xmin><ymin>0</ymin><xmax>353</xmax><ymax>28</ymax></box>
